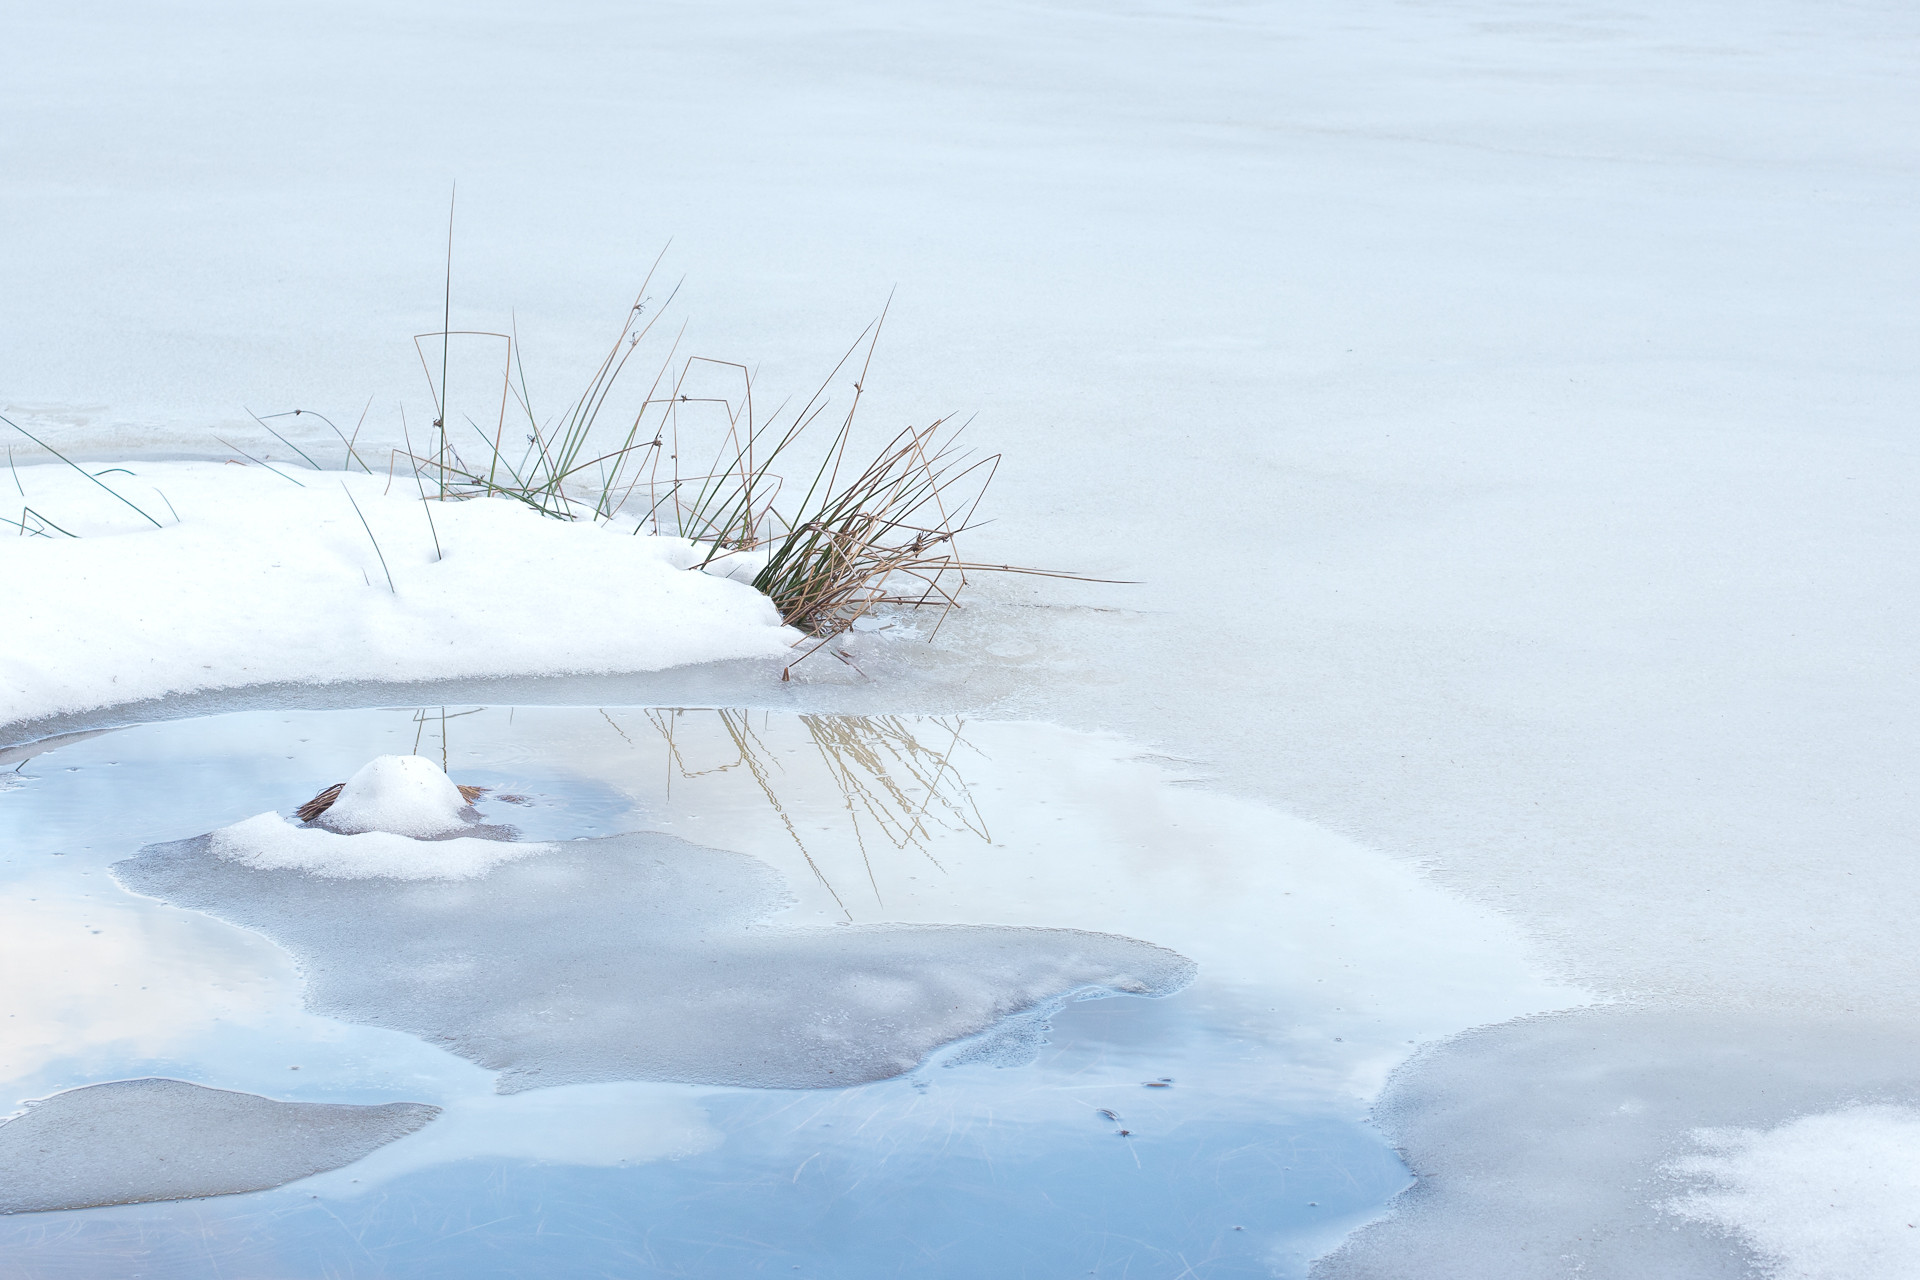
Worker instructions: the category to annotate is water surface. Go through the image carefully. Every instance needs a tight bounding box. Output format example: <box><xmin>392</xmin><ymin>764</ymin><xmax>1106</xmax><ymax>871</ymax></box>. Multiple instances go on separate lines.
<box><xmin>0</xmin><ymin>706</ymin><xmax>1577</xmax><ymax>1276</ymax></box>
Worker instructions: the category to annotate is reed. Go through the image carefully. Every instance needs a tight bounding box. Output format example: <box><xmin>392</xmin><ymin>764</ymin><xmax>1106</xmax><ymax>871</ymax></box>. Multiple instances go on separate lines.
<box><xmin>640</xmin><ymin>707</ymin><xmax>990</xmax><ymax>916</ymax></box>
<box><xmin>339</xmin><ymin>254</ymin><xmax>1094</xmax><ymax>657</ymax></box>
<box><xmin>626</xmin><ymin>306</ymin><xmax>1095</xmax><ymax>648</ymax></box>
<box><xmin>1</xmin><ymin>413</ymin><xmax>164</xmax><ymax>529</ymax></box>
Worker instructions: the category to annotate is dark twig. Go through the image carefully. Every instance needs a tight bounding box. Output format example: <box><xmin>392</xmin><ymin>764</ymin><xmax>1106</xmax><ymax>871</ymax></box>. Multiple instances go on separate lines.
<box><xmin>342</xmin><ymin>483</ymin><xmax>395</xmax><ymax>593</ymax></box>
<box><xmin>1</xmin><ymin>413</ymin><xmax>163</xmax><ymax>527</ymax></box>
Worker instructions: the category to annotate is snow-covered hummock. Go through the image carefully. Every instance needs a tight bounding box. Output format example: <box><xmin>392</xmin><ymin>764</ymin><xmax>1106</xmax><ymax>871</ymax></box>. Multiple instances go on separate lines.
<box><xmin>0</xmin><ymin>462</ymin><xmax>800</xmax><ymax>732</ymax></box>
<box><xmin>208</xmin><ymin>755</ymin><xmax>550</xmax><ymax>880</ymax></box>
<box><xmin>320</xmin><ymin>754</ymin><xmax>469</xmax><ymax>837</ymax></box>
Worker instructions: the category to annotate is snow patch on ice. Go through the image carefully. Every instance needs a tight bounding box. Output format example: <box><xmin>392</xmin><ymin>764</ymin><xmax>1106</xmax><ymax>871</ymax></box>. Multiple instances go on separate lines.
<box><xmin>1667</xmin><ymin>1105</ymin><xmax>1920</xmax><ymax>1280</ymax></box>
<box><xmin>319</xmin><ymin>754</ymin><xmax>468</xmax><ymax>836</ymax></box>
<box><xmin>211</xmin><ymin>812</ymin><xmax>550</xmax><ymax>881</ymax></box>
<box><xmin>0</xmin><ymin>1078</ymin><xmax>438</xmax><ymax>1214</ymax></box>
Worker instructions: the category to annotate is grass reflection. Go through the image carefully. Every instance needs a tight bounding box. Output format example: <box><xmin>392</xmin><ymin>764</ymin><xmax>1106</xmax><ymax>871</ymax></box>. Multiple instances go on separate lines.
<box><xmin>642</xmin><ymin>709</ymin><xmax>990</xmax><ymax>916</ymax></box>
<box><xmin>398</xmin><ymin>704</ymin><xmax>991</xmax><ymax>919</ymax></box>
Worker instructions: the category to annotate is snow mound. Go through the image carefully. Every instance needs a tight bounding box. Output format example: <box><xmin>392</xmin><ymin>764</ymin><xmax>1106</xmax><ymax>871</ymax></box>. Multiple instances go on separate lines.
<box><xmin>1667</xmin><ymin>1105</ymin><xmax>1920</xmax><ymax>1280</ymax></box>
<box><xmin>320</xmin><ymin>754</ymin><xmax>468</xmax><ymax>836</ymax></box>
<box><xmin>208</xmin><ymin>812</ymin><xmax>550</xmax><ymax>881</ymax></box>
<box><xmin>200</xmin><ymin>756</ymin><xmax>550</xmax><ymax>878</ymax></box>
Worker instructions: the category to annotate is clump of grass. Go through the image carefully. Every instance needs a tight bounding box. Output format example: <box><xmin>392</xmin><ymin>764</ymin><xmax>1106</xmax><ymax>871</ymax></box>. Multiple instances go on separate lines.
<box><xmin>306</xmin><ymin>241</ymin><xmax>1096</xmax><ymax>660</ymax></box>
<box><xmin>632</xmin><ymin>308</ymin><xmax>1095</xmax><ymax>654</ymax></box>
<box><xmin>294</xmin><ymin>783</ymin><xmax>345</xmax><ymax>823</ymax></box>
<box><xmin>403</xmin><ymin>248</ymin><xmax>684</xmax><ymax>523</ymax></box>
<box><xmin>744</xmin><ymin>416</ymin><xmax>1009</xmax><ymax>642</ymax></box>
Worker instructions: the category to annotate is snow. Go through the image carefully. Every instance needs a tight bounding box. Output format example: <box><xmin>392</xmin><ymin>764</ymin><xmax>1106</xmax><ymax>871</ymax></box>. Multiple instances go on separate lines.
<box><xmin>201</xmin><ymin>756</ymin><xmax>553</xmax><ymax>878</ymax></box>
<box><xmin>317</xmin><ymin>754</ymin><xmax>470</xmax><ymax>837</ymax></box>
<box><xmin>210</xmin><ymin>812</ymin><xmax>547</xmax><ymax>881</ymax></box>
<box><xmin>0</xmin><ymin>461</ymin><xmax>797</xmax><ymax>731</ymax></box>
<box><xmin>1668</xmin><ymin>1107</ymin><xmax>1920</xmax><ymax>1280</ymax></box>
<box><xmin>3</xmin><ymin>0</ymin><xmax>1918</xmax><ymax>1271</ymax></box>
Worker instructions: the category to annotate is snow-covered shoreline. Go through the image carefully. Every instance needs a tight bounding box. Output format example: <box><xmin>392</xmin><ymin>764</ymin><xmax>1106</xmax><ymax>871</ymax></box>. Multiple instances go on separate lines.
<box><xmin>1</xmin><ymin>460</ymin><xmax>798</xmax><ymax>729</ymax></box>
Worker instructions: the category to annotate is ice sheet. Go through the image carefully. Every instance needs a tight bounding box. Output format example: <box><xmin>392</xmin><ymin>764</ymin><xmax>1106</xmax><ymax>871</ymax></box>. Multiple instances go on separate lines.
<box><xmin>116</xmin><ymin>826</ymin><xmax>1195</xmax><ymax>1090</ymax></box>
<box><xmin>1314</xmin><ymin>1006</ymin><xmax>1920</xmax><ymax>1279</ymax></box>
<box><xmin>6</xmin><ymin>0</ymin><xmax>1918</xmax><ymax>1269</ymax></box>
<box><xmin>0</xmin><ymin>1078</ymin><xmax>436</xmax><ymax>1214</ymax></box>
<box><xmin>53</xmin><ymin>704</ymin><xmax>1576</xmax><ymax>1098</ymax></box>
<box><xmin>0</xmin><ymin>705</ymin><xmax>1581</xmax><ymax>1274</ymax></box>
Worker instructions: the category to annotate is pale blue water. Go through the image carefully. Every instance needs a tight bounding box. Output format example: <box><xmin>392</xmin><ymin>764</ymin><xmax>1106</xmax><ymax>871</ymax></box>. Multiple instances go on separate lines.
<box><xmin>0</xmin><ymin>707</ymin><xmax>1411</xmax><ymax>1278</ymax></box>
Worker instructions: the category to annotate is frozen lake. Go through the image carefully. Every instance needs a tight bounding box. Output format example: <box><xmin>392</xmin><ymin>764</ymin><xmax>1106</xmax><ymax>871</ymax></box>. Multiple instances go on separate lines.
<box><xmin>5</xmin><ymin>0</ymin><xmax>1918</xmax><ymax>1270</ymax></box>
<box><xmin>0</xmin><ymin>705</ymin><xmax>1572</xmax><ymax>1276</ymax></box>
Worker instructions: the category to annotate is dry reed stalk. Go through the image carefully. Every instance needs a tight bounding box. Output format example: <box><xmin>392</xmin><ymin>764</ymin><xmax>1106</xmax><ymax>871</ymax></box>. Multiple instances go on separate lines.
<box><xmin>638</xmin><ymin>312</ymin><xmax>1105</xmax><ymax>653</ymax></box>
<box><xmin>2</xmin><ymin>413</ymin><xmax>163</xmax><ymax>528</ymax></box>
<box><xmin>294</xmin><ymin>783</ymin><xmax>343</xmax><ymax>823</ymax></box>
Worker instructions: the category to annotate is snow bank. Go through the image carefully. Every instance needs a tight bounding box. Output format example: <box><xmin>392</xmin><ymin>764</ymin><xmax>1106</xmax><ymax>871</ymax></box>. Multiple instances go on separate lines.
<box><xmin>209</xmin><ymin>812</ymin><xmax>548</xmax><ymax>881</ymax></box>
<box><xmin>319</xmin><ymin>754</ymin><xmax>469</xmax><ymax>837</ymax></box>
<box><xmin>0</xmin><ymin>461</ymin><xmax>798</xmax><ymax>732</ymax></box>
<box><xmin>1667</xmin><ymin>1106</ymin><xmax>1920</xmax><ymax>1280</ymax></box>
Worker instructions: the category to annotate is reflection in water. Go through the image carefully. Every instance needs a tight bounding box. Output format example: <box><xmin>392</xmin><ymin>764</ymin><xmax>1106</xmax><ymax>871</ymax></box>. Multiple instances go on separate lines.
<box><xmin>408</xmin><ymin>704</ymin><xmax>485</xmax><ymax>772</ymax></box>
<box><xmin>640</xmin><ymin>708</ymin><xmax>989</xmax><ymax>913</ymax></box>
<box><xmin>391</xmin><ymin>706</ymin><xmax>991</xmax><ymax>916</ymax></box>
